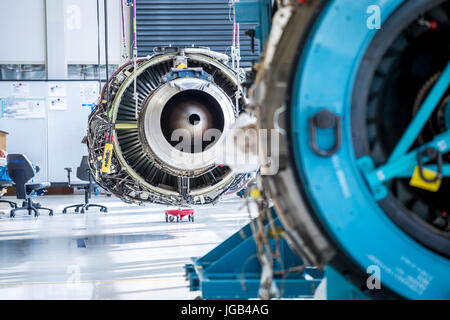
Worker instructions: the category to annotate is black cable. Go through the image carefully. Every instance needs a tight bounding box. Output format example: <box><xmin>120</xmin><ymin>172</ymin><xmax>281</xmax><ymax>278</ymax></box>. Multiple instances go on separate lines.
<box><xmin>96</xmin><ymin>0</ymin><xmax>101</xmax><ymax>92</ymax></box>
<box><xmin>104</xmin><ymin>0</ymin><xmax>110</xmax><ymax>96</ymax></box>
<box><xmin>103</xmin><ymin>0</ymin><xmax>112</xmax><ymax>137</ymax></box>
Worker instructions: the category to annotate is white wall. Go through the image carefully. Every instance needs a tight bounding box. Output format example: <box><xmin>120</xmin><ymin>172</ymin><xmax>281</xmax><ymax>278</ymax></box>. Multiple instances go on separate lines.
<box><xmin>0</xmin><ymin>0</ymin><xmax>47</xmax><ymax>64</ymax></box>
<box><xmin>0</xmin><ymin>0</ymin><xmax>124</xmax><ymax>66</ymax></box>
<box><xmin>0</xmin><ymin>81</ymin><xmax>98</xmax><ymax>183</ymax></box>
<box><xmin>0</xmin><ymin>0</ymin><xmax>126</xmax><ymax>183</ymax></box>
<box><xmin>65</xmin><ymin>0</ymin><xmax>122</xmax><ymax>65</ymax></box>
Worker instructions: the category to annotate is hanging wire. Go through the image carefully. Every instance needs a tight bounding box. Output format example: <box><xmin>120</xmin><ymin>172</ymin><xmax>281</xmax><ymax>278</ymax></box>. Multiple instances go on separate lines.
<box><xmin>132</xmin><ymin>0</ymin><xmax>139</xmax><ymax>119</ymax></box>
<box><xmin>231</xmin><ymin>0</ymin><xmax>242</xmax><ymax>115</ymax></box>
<box><xmin>120</xmin><ymin>0</ymin><xmax>129</xmax><ymax>61</ymax></box>
<box><xmin>96</xmin><ymin>0</ymin><xmax>102</xmax><ymax>94</ymax></box>
<box><xmin>103</xmin><ymin>0</ymin><xmax>112</xmax><ymax>139</ymax></box>
<box><xmin>228</xmin><ymin>0</ymin><xmax>233</xmax><ymax>22</ymax></box>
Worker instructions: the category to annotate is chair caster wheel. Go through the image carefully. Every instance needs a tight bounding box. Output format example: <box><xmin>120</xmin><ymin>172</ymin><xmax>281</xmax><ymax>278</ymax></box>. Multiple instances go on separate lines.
<box><xmin>10</xmin><ymin>212</ymin><xmax>15</xmax><ymax>218</ymax></box>
<box><xmin>62</xmin><ymin>209</ymin><xmax>67</xmax><ymax>214</ymax></box>
<box><xmin>49</xmin><ymin>211</ymin><xmax>54</xmax><ymax>216</ymax></box>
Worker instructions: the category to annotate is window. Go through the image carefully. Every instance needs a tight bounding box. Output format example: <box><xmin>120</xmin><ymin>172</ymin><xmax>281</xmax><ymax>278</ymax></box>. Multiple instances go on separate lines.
<box><xmin>67</xmin><ymin>64</ymin><xmax>119</xmax><ymax>80</ymax></box>
<box><xmin>0</xmin><ymin>64</ymin><xmax>46</xmax><ymax>80</ymax></box>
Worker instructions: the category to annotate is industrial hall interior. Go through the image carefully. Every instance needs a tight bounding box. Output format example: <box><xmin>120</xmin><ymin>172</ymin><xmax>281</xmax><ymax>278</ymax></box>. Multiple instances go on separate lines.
<box><xmin>0</xmin><ymin>0</ymin><xmax>449</xmax><ymax>302</ymax></box>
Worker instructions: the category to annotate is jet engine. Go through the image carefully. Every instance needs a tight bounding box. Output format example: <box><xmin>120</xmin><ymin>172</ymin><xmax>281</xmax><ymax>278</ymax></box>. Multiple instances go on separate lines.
<box><xmin>87</xmin><ymin>47</ymin><xmax>250</xmax><ymax>206</ymax></box>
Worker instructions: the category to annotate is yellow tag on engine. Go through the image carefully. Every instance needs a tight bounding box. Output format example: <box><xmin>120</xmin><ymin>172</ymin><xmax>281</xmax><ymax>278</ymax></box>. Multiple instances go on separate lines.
<box><xmin>176</xmin><ymin>63</ymin><xmax>187</xmax><ymax>69</ymax></box>
<box><xmin>250</xmin><ymin>188</ymin><xmax>261</xmax><ymax>199</ymax></box>
<box><xmin>101</xmin><ymin>143</ymin><xmax>114</xmax><ymax>173</ymax></box>
<box><xmin>409</xmin><ymin>166</ymin><xmax>442</xmax><ymax>192</ymax></box>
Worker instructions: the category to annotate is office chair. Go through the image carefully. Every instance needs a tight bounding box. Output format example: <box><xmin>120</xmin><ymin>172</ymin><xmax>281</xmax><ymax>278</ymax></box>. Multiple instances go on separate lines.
<box><xmin>63</xmin><ymin>156</ymin><xmax>107</xmax><ymax>214</ymax></box>
<box><xmin>0</xmin><ymin>164</ymin><xmax>16</xmax><ymax>209</ymax></box>
<box><xmin>7</xmin><ymin>154</ymin><xmax>53</xmax><ymax>217</ymax></box>
<box><xmin>0</xmin><ymin>180</ymin><xmax>17</xmax><ymax>209</ymax></box>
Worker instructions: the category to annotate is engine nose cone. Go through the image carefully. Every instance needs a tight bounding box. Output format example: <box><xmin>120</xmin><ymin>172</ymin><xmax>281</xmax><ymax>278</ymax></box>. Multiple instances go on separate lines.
<box><xmin>160</xmin><ymin>90</ymin><xmax>225</xmax><ymax>153</ymax></box>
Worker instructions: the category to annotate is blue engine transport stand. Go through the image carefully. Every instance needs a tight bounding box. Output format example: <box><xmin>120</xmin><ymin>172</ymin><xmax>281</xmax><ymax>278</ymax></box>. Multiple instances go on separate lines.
<box><xmin>185</xmin><ymin>211</ymin><xmax>324</xmax><ymax>300</ymax></box>
<box><xmin>324</xmin><ymin>266</ymin><xmax>370</xmax><ymax>300</ymax></box>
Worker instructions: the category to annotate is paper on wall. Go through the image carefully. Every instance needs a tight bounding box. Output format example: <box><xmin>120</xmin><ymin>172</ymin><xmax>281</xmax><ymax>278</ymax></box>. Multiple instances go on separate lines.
<box><xmin>0</xmin><ymin>97</ymin><xmax>45</xmax><ymax>119</ymax></box>
<box><xmin>11</xmin><ymin>82</ymin><xmax>30</xmax><ymax>96</ymax></box>
<box><xmin>80</xmin><ymin>83</ymin><xmax>99</xmax><ymax>107</ymax></box>
<box><xmin>48</xmin><ymin>83</ymin><xmax>67</xmax><ymax>97</ymax></box>
<box><xmin>49</xmin><ymin>97</ymin><xmax>68</xmax><ymax>110</ymax></box>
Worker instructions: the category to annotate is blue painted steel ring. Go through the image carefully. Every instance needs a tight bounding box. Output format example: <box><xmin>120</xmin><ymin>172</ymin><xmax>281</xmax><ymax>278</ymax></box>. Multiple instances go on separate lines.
<box><xmin>290</xmin><ymin>0</ymin><xmax>450</xmax><ymax>299</ymax></box>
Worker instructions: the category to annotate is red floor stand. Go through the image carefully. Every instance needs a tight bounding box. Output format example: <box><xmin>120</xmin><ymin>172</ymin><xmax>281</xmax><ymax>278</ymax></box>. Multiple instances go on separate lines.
<box><xmin>165</xmin><ymin>209</ymin><xmax>194</xmax><ymax>222</ymax></box>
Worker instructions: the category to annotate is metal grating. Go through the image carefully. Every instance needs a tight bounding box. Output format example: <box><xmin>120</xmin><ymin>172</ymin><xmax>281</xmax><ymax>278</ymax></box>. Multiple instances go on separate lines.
<box><xmin>135</xmin><ymin>0</ymin><xmax>259</xmax><ymax>68</ymax></box>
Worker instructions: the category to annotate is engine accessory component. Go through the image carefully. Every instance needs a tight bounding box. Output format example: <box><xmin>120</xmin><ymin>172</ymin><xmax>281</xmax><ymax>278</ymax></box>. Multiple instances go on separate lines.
<box><xmin>87</xmin><ymin>48</ymin><xmax>251</xmax><ymax>206</ymax></box>
<box><xmin>252</xmin><ymin>0</ymin><xmax>450</xmax><ymax>299</ymax></box>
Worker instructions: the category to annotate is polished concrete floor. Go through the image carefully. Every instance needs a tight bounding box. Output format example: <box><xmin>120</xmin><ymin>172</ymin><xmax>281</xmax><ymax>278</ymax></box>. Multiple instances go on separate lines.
<box><xmin>0</xmin><ymin>194</ymin><xmax>258</xmax><ymax>299</ymax></box>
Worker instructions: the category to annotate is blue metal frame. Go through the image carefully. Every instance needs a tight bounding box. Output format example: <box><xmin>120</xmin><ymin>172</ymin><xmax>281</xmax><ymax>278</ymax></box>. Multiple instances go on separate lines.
<box><xmin>290</xmin><ymin>0</ymin><xmax>450</xmax><ymax>299</ymax></box>
<box><xmin>388</xmin><ymin>62</ymin><xmax>450</xmax><ymax>162</ymax></box>
<box><xmin>359</xmin><ymin>130</ymin><xmax>450</xmax><ymax>200</ymax></box>
<box><xmin>185</xmin><ymin>212</ymin><xmax>323</xmax><ymax>300</ymax></box>
<box><xmin>358</xmin><ymin>62</ymin><xmax>450</xmax><ymax>200</ymax></box>
<box><xmin>235</xmin><ymin>0</ymin><xmax>272</xmax><ymax>52</ymax></box>
<box><xmin>325</xmin><ymin>265</ymin><xmax>370</xmax><ymax>300</ymax></box>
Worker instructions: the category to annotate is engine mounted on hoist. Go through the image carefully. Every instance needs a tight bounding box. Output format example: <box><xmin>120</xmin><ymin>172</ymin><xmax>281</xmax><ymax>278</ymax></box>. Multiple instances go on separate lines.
<box><xmin>87</xmin><ymin>47</ymin><xmax>253</xmax><ymax>206</ymax></box>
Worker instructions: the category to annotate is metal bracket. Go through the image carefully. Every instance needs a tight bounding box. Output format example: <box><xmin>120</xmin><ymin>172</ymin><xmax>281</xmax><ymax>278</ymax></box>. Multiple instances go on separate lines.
<box><xmin>388</xmin><ymin>61</ymin><xmax>450</xmax><ymax>162</ymax></box>
<box><xmin>162</xmin><ymin>68</ymin><xmax>213</xmax><ymax>83</ymax></box>
<box><xmin>235</xmin><ymin>0</ymin><xmax>272</xmax><ymax>53</ymax></box>
<box><xmin>359</xmin><ymin>61</ymin><xmax>450</xmax><ymax>200</ymax></box>
<box><xmin>358</xmin><ymin>130</ymin><xmax>450</xmax><ymax>201</ymax></box>
<box><xmin>309</xmin><ymin>109</ymin><xmax>342</xmax><ymax>157</ymax></box>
